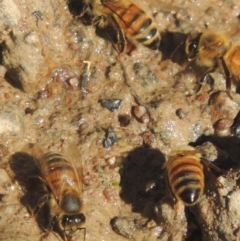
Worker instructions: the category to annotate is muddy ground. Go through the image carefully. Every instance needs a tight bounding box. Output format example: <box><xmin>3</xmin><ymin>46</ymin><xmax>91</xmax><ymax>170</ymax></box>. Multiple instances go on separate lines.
<box><xmin>0</xmin><ymin>0</ymin><xmax>240</xmax><ymax>240</ymax></box>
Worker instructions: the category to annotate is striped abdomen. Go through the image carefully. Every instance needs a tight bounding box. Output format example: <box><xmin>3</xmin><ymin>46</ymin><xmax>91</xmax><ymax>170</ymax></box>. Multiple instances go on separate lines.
<box><xmin>166</xmin><ymin>154</ymin><xmax>204</xmax><ymax>206</ymax></box>
<box><xmin>42</xmin><ymin>153</ymin><xmax>79</xmax><ymax>201</ymax></box>
<box><xmin>104</xmin><ymin>2</ymin><xmax>160</xmax><ymax>50</ymax></box>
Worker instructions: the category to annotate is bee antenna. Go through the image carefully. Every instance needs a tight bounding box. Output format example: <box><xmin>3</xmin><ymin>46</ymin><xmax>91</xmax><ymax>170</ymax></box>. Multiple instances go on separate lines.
<box><xmin>170</xmin><ymin>38</ymin><xmax>186</xmax><ymax>60</ymax></box>
<box><xmin>82</xmin><ymin>227</ymin><xmax>87</xmax><ymax>241</ymax></box>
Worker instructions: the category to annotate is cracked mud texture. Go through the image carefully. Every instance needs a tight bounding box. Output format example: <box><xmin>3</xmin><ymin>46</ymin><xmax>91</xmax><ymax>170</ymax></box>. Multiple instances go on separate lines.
<box><xmin>0</xmin><ymin>0</ymin><xmax>240</xmax><ymax>240</ymax></box>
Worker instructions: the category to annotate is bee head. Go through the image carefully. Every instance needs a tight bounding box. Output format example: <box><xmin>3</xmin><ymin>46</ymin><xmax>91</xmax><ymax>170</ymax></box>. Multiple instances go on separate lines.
<box><xmin>61</xmin><ymin>213</ymin><xmax>86</xmax><ymax>231</ymax></box>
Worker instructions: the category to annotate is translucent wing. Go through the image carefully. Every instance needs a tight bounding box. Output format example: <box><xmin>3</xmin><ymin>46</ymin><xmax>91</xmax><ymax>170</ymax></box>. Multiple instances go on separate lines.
<box><xmin>146</xmin><ymin>0</ymin><xmax>182</xmax><ymax>12</ymax></box>
<box><xmin>62</xmin><ymin>143</ymin><xmax>83</xmax><ymax>199</ymax></box>
<box><xmin>21</xmin><ymin>143</ymin><xmax>45</xmax><ymax>170</ymax></box>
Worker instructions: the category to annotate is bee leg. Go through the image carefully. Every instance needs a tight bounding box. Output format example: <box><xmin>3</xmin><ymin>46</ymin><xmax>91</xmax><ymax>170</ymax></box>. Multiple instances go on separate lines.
<box><xmin>92</xmin><ymin>15</ymin><xmax>120</xmax><ymax>52</ymax></box>
<box><xmin>221</xmin><ymin>57</ymin><xmax>233</xmax><ymax>99</ymax></box>
<box><xmin>37</xmin><ymin>195</ymin><xmax>49</xmax><ymax>208</ymax></box>
<box><xmin>92</xmin><ymin>15</ymin><xmax>123</xmax><ymax>52</ymax></box>
<box><xmin>196</xmin><ymin>69</ymin><xmax>214</xmax><ymax>94</ymax></box>
<box><xmin>27</xmin><ymin>175</ymin><xmax>50</xmax><ymax>194</ymax></box>
<box><xmin>116</xmin><ymin>27</ymin><xmax>126</xmax><ymax>53</ymax></box>
<box><xmin>39</xmin><ymin>233</ymin><xmax>50</xmax><ymax>241</ymax></box>
<box><xmin>93</xmin><ymin>14</ymin><xmax>126</xmax><ymax>53</ymax></box>
<box><xmin>78</xmin><ymin>3</ymin><xmax>92</xmax><ymax>19</ymax></box>
<box><xmin>44</xmin><ymin>215</ymin><xmax>65</xmax><ymax>241</ymax></box>
<box><xmin>165</xmin><ymin>175</ymin><xmax>181</xmax><ymax>220</ymax></box>
<box><xmin>75</xmin><ymin>4</ymin><xmax>92</xmax><ymax>25</ymax></box>
<box><xmin>205</xmin><ymin>169</ymin><xmax>224</xmax><ymax>188</ymax></box>
<box><xmin>194</xmin><ymin>78</ymin><xmax>204</xmax><ymax>94</ymax></box>
<box><xmin>173</xmin><ymin>200</ymin><xmax>181</xmax><ymax>220</ymax></box>
<box><xmin>28</xmin><ymin>194</ymin><xmax>49</xmax><ymax>216</ymax></box>
<box><xmin>92</xmin><ymin>15</ymin><xmax>106</xmax><ymax>26</ymax></box>
<box><xmin>65</xmin><ymin>227</ymin><xmax>86</xmax><ymax>241</ymax></box>
<box><xmin>82</xmin><ymin>227</ymin><xmax>87</xmax><ymax>241</ymax></box>
<box><xmin>201</xmin><ymin>158</ymin><xmax>223</xmax><ymax>173</ymax></box>
<box><xmin>201</xmin><ymin>158</ymin><xmax>224</xmax><ymax>188</ymax></box>
<box><xmin>207</xmin><ymin>75</ymin><xmax>215</xmax><ymax>93</ymax></box>
<box><xmin>40</xmin><ymin>230</ymin><xmax>62</xmax><ymax>241</ymax></box>
<box><xmin>25</xmin><ymin>175</ymin><xmax>50</xmax><ymax>216</ymax></box>
<box><xmin>108</xmin><ymin>15</ymin><xmax>126</xmax><ymax>53</ymax></box>
<box><xmin>82</xmin><ymin>3</ymin><xmax>91</xmax><ymax>15</ymax></box>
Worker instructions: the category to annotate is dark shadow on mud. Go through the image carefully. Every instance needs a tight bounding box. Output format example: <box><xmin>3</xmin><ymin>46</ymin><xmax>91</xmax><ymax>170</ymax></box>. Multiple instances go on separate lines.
<box><xmin>4</xmin><ymin>68</ymin><xmax>24</xmax><ymax>91</ymax></box>
<box><xmin>119</xmin><ymin>146</ymin><xmax>166</xmax><ymax>219</ymax></box>
<box><xmin>67</xmin><ymin>0</ymin><xmax>86</xmax><ymax>17</ymax></box>
<box><xmin>9</xmin><ymin>152</ymin><xmax>53</xmax><ymax>237</ymax></box>
<box><xmin>187</xmin><ymin>135</ymin><xmax>240</xmax><ymax>241</ymax></box>
<box><xmin>190</xmin><ymin>134</ymin><xmax>240</xmax><ymax>169</ymax></box>
<box><xmin>159</xmin><ymin>31</ymin><xmax>188</xmax><ymax>65</ymax></box>
<box><xmin>185</xmin><ymin>211</ymin><xmax>202</xmax><ymax>241</ymax></box>
<box><xmin>0</xmin><ymin>47</ymin><xmax>24</xmax><ymax>92</ymax></box>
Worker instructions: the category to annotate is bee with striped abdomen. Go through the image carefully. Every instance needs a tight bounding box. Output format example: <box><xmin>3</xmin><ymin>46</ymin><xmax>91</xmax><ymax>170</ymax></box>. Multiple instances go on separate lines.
<box><xmin>27</xmin><ymin>144</ymin><xmax>85</xmax><ymax>241</ymax></box>
<box><xmin>185</xmin><ymin>31</ymin><xmax>240</xmax><ymax>97</ymax></box>
<box><xmin>163</xmin><ymin>146</ymin><xmax>222</xmax><ymax>217</ymax></box>
<box><xmin>79</xmin><ymin>0</ymin><xmax>160</xmax><ymax>53</ymax></box>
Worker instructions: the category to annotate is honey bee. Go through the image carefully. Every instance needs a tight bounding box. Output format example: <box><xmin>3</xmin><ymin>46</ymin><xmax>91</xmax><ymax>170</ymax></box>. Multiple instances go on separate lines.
<box><xmin>163</xmin><ymin>146</ymin><xmax>222</xmax><ymax>217</ymax></box>
<box><xmin>185</xmin><ymin>31</ymin><xmax>240</xmax><ymax>97</ymax></box>
<box><xmin>26</xmin><ymin>144</ymin><xmax>85</xmax><ymax>240</ymax></box>
<box><xmin>79</xmin><ymin>0</ymin><xmax>161</xmax><ymax>53</ymax></box>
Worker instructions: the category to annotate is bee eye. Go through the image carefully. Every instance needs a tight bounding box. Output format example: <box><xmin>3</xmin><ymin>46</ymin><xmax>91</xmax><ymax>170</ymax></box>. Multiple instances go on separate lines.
<box><xmin>74</xmin><ymin>213</ymin><xmax>86</xmax><ymax>224</ymax></box>
<box><xmin>186</xmin><ymin>33</ymin><xmax>202</xmax><ymax>61</ymax></box>
<box><xmin>189</xmin><ymin>42</ymin><xmax>197</xmax><ymax>52</ymax></box>
<box><xmin>187</xmin><ymin>40</ymin><xmax>199</xmax><ymax>60</ymax></box>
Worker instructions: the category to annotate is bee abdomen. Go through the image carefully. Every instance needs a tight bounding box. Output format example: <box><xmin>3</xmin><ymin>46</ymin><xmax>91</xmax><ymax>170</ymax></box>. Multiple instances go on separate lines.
<box><xmin>174</xmin><ymin>176</ymin><xmax>202</xmax><ymax>205</ymax></box>
<box><xmin>115</xmin><ymin>4</ymin><xmax>144</xmax><ymax>32</ymax></box>
<box><xmin>137</xmin><ymin>26</ymin><xmax>160</xmax><ymax>50</ymax></box>
<box><xmin>168</xmin><ymin>160</ymin><xmax>204</xmax><ymax>205</ymax></box>
<box><xmin>44</xmin><ymin>153</ymin><xmax>76</xmax><ymax>187</ymax></box>
<box><xmin>179</xmin><ymin>187</ymin><xmax>201</xmax><ymax>205</ymax></box>
<box><xmin>114</xmin><ymin>3</ymin><xmax>160</xmax><ymax>50</ymax></box>
<box><xmin>44</xmin><ymin>153</ymin><xmax>67</xmax><ymax>163</ymax></box>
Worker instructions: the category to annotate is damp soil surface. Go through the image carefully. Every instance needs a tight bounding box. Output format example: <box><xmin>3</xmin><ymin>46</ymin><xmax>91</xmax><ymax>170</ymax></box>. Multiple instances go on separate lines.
<box><xmin>0</xmin><ymin>0</ymin><xmax>240</xmax><ymax>241</ymax></box>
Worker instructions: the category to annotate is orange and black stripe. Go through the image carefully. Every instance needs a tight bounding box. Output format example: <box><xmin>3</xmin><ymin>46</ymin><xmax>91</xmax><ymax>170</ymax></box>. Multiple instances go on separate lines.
<box><xmin>43</xmin><ymin>153</ymin><xmax>77</xmax><ymax>193</ymax></box>
<box><xmin>104</xmin><ymin>2</ymin><xmax>160</xmax><ymax>50</ymax></box>
<box><xmin>167</xmin><ymin>154</ymin><xmax>204</xmax><ymax>205</ymax></box>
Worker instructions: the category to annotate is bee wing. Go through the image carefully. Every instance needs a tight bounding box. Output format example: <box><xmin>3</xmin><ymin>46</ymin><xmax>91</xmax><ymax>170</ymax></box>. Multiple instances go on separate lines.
<box><xmin>142</xmin><ymin>0</ymin><xmax>182</xmax><ymax>12</ymax></box>
<box><xmin>21</xmin><ymin>143</ymin><xmax>45</xmax><ymax>170</ymax></box>
<box><xmin>201</xmin><ymin>158</ymin><xmax>223</xmax><ymax>174</ymax></box>
<box><xmin>162</xmin><ymin>159</ymin><xmax>169</xmax><ymax>169</ymax></box>
<box><xmin>201</xmin><ymin>158</ymin><xmax>224</xmax><ymax>188</ymax></box>
<box><xmin>63</xmin><ymin>143</ymin><xmax>83</xmax><ymax>195</ymax></box>
<box><xmin>226</xmin><ymin>26</ymin><xmax>240</xmax><ymax>44</ymax></box>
